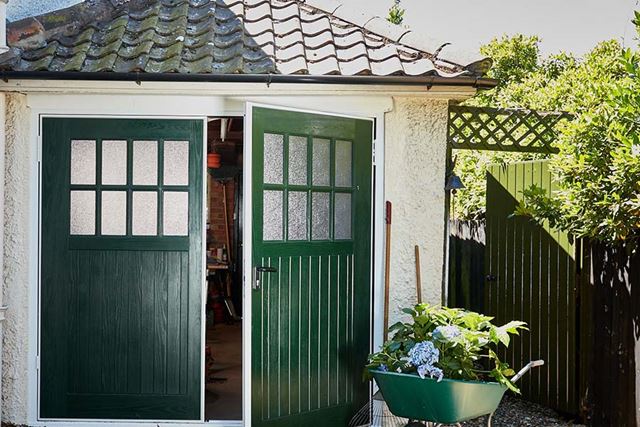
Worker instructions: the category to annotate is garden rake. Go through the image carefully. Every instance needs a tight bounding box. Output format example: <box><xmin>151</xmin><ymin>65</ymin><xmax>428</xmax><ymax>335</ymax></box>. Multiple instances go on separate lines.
<box><xmin>348</xmin><ymin>390</ymin><xmax>408</xmax><ymax>427</ymax></box>
<box><xmin>349</xmin><ymin>202</ymin><xmax>406</xmax><ymax>427</ymax></box>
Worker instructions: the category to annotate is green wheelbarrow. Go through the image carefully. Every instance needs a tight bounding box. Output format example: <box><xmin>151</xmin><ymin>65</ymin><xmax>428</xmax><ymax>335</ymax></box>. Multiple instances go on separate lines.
<box><xmin>371</xmin><ymin>360</ymin><xmax>544</xmax><ymax>427</ymax></box>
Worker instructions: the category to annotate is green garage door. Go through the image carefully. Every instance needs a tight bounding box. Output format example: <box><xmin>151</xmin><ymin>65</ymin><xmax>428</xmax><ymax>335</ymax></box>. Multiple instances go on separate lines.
<box><xmin>251</xmin><ymin>107</ymin><xmax>373</xmax><ymax>426</ymax></box>
<box><xmin>40</xmin><ymin>118</ymin><xmax>203</xmax><ymax>420</ymax></box>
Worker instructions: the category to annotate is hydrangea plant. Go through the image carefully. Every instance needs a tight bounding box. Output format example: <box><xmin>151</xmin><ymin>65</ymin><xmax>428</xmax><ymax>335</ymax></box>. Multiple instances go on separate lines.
<box><xmin>366</xmin><ymin>304</ymin><xmax>527</xmax><ymax>392</ymax></box>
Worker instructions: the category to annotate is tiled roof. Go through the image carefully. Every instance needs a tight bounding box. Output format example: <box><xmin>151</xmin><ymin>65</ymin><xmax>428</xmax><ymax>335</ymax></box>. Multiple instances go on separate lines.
<box><xmin>0</xmin><ymin>0</ymin><xmax>493</xmax><ymax>78</ymax></box>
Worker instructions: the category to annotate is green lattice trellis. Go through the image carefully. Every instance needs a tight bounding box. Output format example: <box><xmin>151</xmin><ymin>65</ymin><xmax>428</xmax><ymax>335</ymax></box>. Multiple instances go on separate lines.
<box><xmin>448</xmin><ymin>105</ymin><xmax>573</xmax><ymax>153</ymax></box>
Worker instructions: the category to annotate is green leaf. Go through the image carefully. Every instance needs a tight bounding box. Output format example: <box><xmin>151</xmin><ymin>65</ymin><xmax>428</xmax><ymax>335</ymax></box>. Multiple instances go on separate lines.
<box><xmin>502</xmin><ymin>368</ymin><xmax>516</xmax><ymax>377</ymax></box>
<box><xmin>501</xmin><ymin>320</ymin><xmax>528</xmax><ymax>334</ymax></box>
<box><xmin>388</xmin><ymin>322</ymin><xmax>404</xmax><ymax>332</ymax></box>
<box><xmin>489</xmin><ymin>326</ymin><xmax>510</xmax><ymax>346</ymax></box>
<box><xmin>388</xmin><ymin>341</ymin><xmax>401</xmax><ymax>352</ymax></box>
<box><xmin>401</xmin><ymin>307</ymin><xmax>417</xmax><ymax>316</ymax></box>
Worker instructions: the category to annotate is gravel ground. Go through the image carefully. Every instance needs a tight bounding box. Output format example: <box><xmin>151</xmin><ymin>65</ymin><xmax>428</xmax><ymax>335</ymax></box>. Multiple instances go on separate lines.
<box><xmin>357</xmin><ymin>394</ymin><xmax>583</xmax><ymax>427</ymax></box>
<box><xmin>455</xmin><ymin>395</ymin><xmax>584</xmax><ymax>427</ymax></box>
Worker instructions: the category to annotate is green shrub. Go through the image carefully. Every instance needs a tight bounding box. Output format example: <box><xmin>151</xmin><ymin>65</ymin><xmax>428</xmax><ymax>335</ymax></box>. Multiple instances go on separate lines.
<box><xmin>366</xmin><ymin>305</ymin><xmax>527</xmax><ymax>392</ymax></box>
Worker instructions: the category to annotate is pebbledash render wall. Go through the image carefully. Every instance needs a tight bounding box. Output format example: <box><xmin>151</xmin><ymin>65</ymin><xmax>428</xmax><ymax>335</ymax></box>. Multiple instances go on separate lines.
<box><xmin>3</xmin><ymin>93</ymin><xmax>31</xmax><ymax>425</ymax></box>
<box><xmin>384</xmin><ymin>97</ymin><xmax>449</xmax><ymax>325</ymax></box>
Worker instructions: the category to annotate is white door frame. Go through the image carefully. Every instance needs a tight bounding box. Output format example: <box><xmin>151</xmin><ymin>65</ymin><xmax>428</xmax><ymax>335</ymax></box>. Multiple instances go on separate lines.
<box><xmin>242</xmin><ymin>102</ymin><xmax>385</xmax><ymax>426</ymax></box>
<box><xmin>22</xmin><ymin>93</ymin><xmax>388</xmax><ymax>427</ymax></box>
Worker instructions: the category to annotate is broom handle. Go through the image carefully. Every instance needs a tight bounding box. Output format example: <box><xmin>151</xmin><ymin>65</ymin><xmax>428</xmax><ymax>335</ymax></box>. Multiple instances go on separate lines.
<box><xmin>384</xmin><ymin>201</ymin><xmax>392</xmax><ymax>341</ymax></box>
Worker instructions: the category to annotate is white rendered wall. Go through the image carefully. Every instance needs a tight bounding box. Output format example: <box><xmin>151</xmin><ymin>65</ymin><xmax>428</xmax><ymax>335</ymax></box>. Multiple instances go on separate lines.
<box><xmin>384</xmin><ymin>97</ymin><xmax>449</xmax><ymax>325</ymax></box>
<box><xmin>2</xmin><ymin>93</ymin><xmax>31</xmax><ymax>425</ymax></box>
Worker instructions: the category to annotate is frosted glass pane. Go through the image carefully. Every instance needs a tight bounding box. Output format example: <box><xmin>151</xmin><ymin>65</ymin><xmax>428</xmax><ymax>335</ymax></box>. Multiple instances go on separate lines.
<box><xmin>311</xmin><ymin>192</ymin><xmax>330</xmax><ymax>240</ymax></box>
<box><xmin>163</xmin><ymin>191</ymin><xmax>189</xmax><ymax>236</ymax></box>
<box><xmin>133</xmin><ymin>140</ymin><xmax>158</xmax><ymax>185</ymax></box>
<box><xmin>335</xmin><ymin>140</ymin><xmax>352</xmax><ymax>187</ymax></box>
<box><xmin>102</xmin><ymin>140</ymin><xmax>127</xmax><ymax>185</ymax></box>
<box><xmin>70</xmin><ymin>191</ymin><xmax>95</xmax><ymax>235</ymax></box>
<box><xmin>70</xmin><ymin>140</ymin><xmax>96</xmax><ymax>185</ymax></box>
<box><xmin>263</xmin><ymin>190</ymin><xmax>283</xmax><ymax>241</ymax></box>
<box><xmin>101</xmin><ymin>191</ymin><xmax>127</xmax><ymax>235</ymax></box>
<box><xmin>288</xmin><ymin>191</ymin><xmax>307</xmax><ymax>241</ymax></box>
<box><xmin>164</xmin><ymin>141</ymin><xmax>189</xmax><ymax>186</ymax></box>
<box><xmin>312</xmin><ymin>138</ymin><xmax>330</xmax><ymax>186</ymax></box>
<box><xmin>132</xmin><ymin>191</ymin><xmax>157</xmax><ymax>236</ymax></box>
<box><xmin>264</xmin><ymin>133</ymin><xmax>284</xmax><ymax>184</ymax></box>
<box><xmin>334</xmin><ymin>193</ymin><xmax>352</xmax><ymax>240</ymax></box>
<box><xmin>288</xmin><ymin>136</ymin><xmax>307</xmax><ymax>185</ymax></box>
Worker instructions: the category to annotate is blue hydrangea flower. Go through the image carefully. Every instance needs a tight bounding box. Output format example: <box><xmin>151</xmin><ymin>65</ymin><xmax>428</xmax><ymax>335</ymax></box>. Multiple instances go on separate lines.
<box><xmin>408</xmin><ymin>341</ymin><xmax>439</xmax><ymax>367</ymax></box>
<box><xmin>378</xmin><ymin>364</ymin><xmax>389</xmax><ymax>372</ymax></box>
<box><xmin>433</xmin><ymin>325</ymin><xmax>461</xmax><ymax>341</ymax></box>
<box><xmin>417</xmin><ymin>363</ymin><xmax>444</xmax><ymax>382</ymax></box>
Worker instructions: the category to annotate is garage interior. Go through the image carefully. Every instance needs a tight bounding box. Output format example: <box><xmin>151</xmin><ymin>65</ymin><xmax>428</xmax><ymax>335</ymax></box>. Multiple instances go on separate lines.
<box><xmin>205</xmin><ymin>117</ymin><xmax>244</xmax><ymax>421</ymax></box>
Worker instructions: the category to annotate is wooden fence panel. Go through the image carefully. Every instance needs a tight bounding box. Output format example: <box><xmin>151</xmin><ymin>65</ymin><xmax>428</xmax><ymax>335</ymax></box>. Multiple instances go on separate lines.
<box><xmin>484</xmin><ymin>160</ymin><xmax>579</xmax><ymax>415</ymax></box>
<box><xmin>450</xmin><ymin>160</ymin><xmax>640</xmax><ymax>424</ymax></box>
<box><xmin>580</xmin><ymin>241</ymin><xmax>640</xmax><ymax>426</ymax></box>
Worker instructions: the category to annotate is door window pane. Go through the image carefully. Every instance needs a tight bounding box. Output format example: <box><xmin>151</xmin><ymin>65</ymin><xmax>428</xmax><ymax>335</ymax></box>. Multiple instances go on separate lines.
<box><xmin>334</xmin><ymin>193</ymin><xmax>352</xmax><ymax>240</ymax></box>
<box><xmin>288</xmin><ymin>136</ymin><xmax>307</xmax><ymax>185</ymax></box>
<box><xmin>288</xmin><ymin>191</ymin><xmax>307</xmax><ymax>240</ymax></box>
<box><xmin>312</xmin><ymin>138</ymin><xmax>330</xmax><ymax>186</ymax></box>
<box><xmin>101</xmin><ymin>191</ymin><xmax>127</xmax><ymax>235</ymax></box>
<box><xmin>70</xmin><ymin>190</ymin><xmax>95</xmax><ymax>235</ymax></box>
<box><xmin>164</xmin><ymin>141</ymin><xmax>189</xmax><ymax>186</ymax></box>
<box><xmin>102</xmin><ymin>140</ymin><xmax>127</xmax><ymax>185</ymax></box>
<box><xmin>263</xmin><ymin>190</ymin><xmax>283</xmax><ymax>241</ymax></box>
<box><xmin>132</xmin><ymin>191</ymin><xmax>158</xmax><ymax>236</ymax></box>
<box><xmin>264</xmin><ymin>133</ymin><xmax>284</xmax><ymax>185</ymax></box>
<box><xmin>335</xmin><ymin>140</ymin><xmax>352</xmax><ymax>187</ymax></box>
<box><xmin>311</xmin><ymin>192</ymin><xmax>330</xmax><ymax>240</ymax></box>
<box><xmin>70</xmin><ymin>140</ymin><xmax>96</xmax><ymax>185</ymax></box>
<box><xmin>133</xmin><ymin>140</ymin><xmax>158</xmax><ymax>185</ymax></box>
<box><xmin>163</xmin><ymin>191</ymin><xmax>189</xmax><ymax>236</ymax></box>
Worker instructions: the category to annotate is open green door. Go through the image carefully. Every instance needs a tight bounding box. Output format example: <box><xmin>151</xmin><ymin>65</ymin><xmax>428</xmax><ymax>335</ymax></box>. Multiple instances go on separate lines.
<box><xmin>251</xmin><ymin>106</ymin><xmax>373</xmax><ymax>426</ymax></box>
<box><xmin>40</xmin><ymin>118</ymin><xmax>203</xmax><ymax>420</ymax></box>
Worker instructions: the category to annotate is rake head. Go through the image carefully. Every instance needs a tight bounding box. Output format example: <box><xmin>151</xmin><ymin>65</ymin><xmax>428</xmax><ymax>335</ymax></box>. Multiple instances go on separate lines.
<box><xmin>349</xmin><ymin>391</ymin><xmax>410</xmax><ymax>427</ymax></box>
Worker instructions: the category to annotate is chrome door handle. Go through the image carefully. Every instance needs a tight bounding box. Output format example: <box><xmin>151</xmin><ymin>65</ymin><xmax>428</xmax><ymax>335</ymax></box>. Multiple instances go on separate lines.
<box><xmin>253</xmin><ymin>266</ymin><xmax>277</xmax><ymax>290</ymax></box>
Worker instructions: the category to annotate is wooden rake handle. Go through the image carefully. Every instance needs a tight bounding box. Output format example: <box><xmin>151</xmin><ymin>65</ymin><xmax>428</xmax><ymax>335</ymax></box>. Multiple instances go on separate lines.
<box><xmin>384</xmin><ymin>201</ymin><xmax>392</xmax><ymax>341</ymax></box>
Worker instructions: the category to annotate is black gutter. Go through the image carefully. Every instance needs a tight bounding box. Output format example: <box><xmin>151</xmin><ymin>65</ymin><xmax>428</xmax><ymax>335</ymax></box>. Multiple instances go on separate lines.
<box><xmin>0</xmin><ymin>71</ymin><xmax>498</xmax><ymax>90</ymax></box>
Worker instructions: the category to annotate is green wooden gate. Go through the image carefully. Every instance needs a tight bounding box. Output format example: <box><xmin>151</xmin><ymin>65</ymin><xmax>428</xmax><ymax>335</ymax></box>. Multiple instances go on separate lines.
<box><xmin>485</xmin><ymin>160</ymin><xmax>579</xmax><ymax>415</ymax></box>
<box><xmin>250</xmin><ymin>107</ymin><xmax>373</xmax><ymax>427</ymax></box>
<box><xmin>40</xmin><ymin>118</ymin><xmax>203</xmax><ymax>420</ymax></box>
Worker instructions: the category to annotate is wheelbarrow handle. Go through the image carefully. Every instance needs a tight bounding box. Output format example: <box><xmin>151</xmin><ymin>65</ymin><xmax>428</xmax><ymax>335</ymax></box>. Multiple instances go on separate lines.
<box><xmin>511</xmin><ymin>360</ymin><xmax>545</xmax><ymax>383</ymax></box>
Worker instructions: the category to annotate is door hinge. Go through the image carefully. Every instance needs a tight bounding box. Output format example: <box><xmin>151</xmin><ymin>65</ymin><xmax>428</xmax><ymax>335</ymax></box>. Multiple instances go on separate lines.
<box><xmin>36</xmin><ymin>355</ymin><xmax>40</xmax><ymax>370</ymax></box>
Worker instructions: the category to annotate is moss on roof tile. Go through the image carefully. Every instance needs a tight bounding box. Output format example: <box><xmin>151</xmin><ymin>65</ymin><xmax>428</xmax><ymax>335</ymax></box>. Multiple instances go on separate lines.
<box><xmin>145</xmin><ymin>54</ymin><xmax>181</xmax><ymax>72</ymax></box>
<box><xmin>82</xmin><ymin>52</ymin><xmax>118</xmax><ymax>71</ymax></box>
<box><xmin>150</xmin><ymin>41</ymin><xmax>184</xmax><ymax>60</ymax></box>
